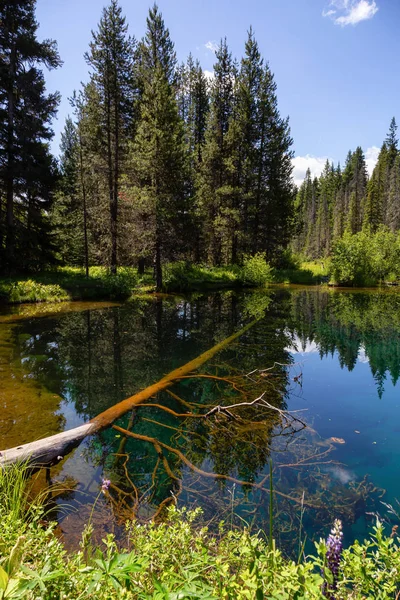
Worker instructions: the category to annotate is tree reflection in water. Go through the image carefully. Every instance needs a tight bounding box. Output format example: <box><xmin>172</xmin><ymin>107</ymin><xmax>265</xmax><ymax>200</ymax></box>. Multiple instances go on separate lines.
<box><xmin>5</xmin><ymin>288</ymin><xmax>398</xmax><ymax>550</ymax></box>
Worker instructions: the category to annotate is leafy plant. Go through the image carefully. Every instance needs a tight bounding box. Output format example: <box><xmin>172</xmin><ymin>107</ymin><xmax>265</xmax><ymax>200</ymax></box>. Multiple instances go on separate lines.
<box><xmin>240</xmin><ymin>253</ymin><xmax>273</xmax><ymax>287</ymax></box>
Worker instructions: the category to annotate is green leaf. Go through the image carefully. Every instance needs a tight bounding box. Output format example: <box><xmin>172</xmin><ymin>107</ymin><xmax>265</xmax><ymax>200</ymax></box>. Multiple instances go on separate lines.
<box><xmin>5</xmin><ymin>536</ymin><xmax>26</xmax><ymax>578</ymax></box>
<box><xmin>0</xmin><ymin>564</ymin><xmax>9</xmax><ymax>591</ymax></box>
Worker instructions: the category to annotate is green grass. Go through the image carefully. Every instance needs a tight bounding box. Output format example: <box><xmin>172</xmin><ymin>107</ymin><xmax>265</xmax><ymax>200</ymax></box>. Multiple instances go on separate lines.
<box><xmin>163</xmin><ymin>262</ymin><xmax>242</xmax><ymax>292</ymax></box>
<box><xmin>0</xmin><ymin>267</ymin><xmax>140</xmax><ymax>304</ymax></box>
<box><xmin>273</xmin><ymin>260</ymin><xmax>330</xmax><ymax>285</ymax></box>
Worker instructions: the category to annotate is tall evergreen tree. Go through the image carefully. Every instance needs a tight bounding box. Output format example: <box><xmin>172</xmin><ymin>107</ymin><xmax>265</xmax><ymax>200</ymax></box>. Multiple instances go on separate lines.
<box><xmin>293</xmin><ymin>168</ymin><xmax>312</xmax><ymax>254</ymax></box>
<box><xmin>197</xmin><ymin>38</ymin><xmax>236</xmax><ymax>265</ymax></box>
<box><xmin>316</xmin><ymin>161</ymin><xmax>335</xmax><ymax>257</ymax></box>
<box><xmin>0</xmin><ymin>0</ymin><xmax>61</xmax><ymax>272</ymax></box>
<box><xmin>385</xmin><ymin>117</ymin><xmax>398</xmax><ymax>168</ymax></box>
<box><xmin>387</xmin><ymin>153</ymin><xmax>400</xmax><ymax>231</ymax></box>
<box><xmin>138</xmin><ymin>4</ymin><xmax>176</xmax><ymax>82</ymax></box>
<box><xmin>176</xmin><ymin>54</ymin><xmax>209</xmax><ymax>260</ymax></box>
<box><xmin>254</xmin><ymin>62</ymin><xmax>294</xmax><ymax>260</ymax></box>
<box><xmin>128</xmin><ymin>5</ymin><xmax>186</xmax><ymax>290</ymax></box>
<box><xmin>235</xmin><ymin>28</ymin><xmax>263</xmax><ymax>257</ymax></box>
<box><xmin>84</xmin><ymin>0</ymin><xmax>136</xmax><ymax>273</ymax></box>
<box><xmin>343</xmin><ymin>147</ymin><xmax>367</xmax><ymax>234</ymax></box>
<box><xmin>364</xmin><ymin>144</ymin><xmax>387</xmax><ymax>232</ymax></box>
<box><xmin>51</xmin><ymin>117</ymin><xmax>83</xmax><ymax>266</ymax></box>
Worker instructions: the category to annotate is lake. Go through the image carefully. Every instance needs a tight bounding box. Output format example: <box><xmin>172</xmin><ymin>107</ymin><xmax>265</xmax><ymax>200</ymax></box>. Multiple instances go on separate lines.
<box><xmin>1</xmin><ymin>287</ymin><xmax>399</xmax><ymax>552</ymax></box>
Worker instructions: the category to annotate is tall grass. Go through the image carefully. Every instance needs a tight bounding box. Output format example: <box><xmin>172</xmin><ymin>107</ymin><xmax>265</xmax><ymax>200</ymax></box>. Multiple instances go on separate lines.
<box><xmin>0</xmin><ymin>461</ymin><xmax>33</xmax><ymax>524</ymax></box>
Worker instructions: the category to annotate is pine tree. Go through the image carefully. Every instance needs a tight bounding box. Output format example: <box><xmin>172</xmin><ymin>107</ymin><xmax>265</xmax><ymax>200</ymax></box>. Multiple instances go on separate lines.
<box><xmin>254</xmin><ymin>63</ymin><xmax>294</xmax><ymax>261</ymax></box>
<box><xmin>385</xmin><ymin>117</ymin><xmax>398</xmax><ymax>168</ymax></box>
<box><xmin>0</xmin><ymin>0</ymin><xmax>61</xmax><ymax>272</ymax></box>
<box><xmin>364</xmin><ymin>144</ymin><xmax>387</xmax><ymax>232</ymax></box>
<box><xmin>292</xmin><ymin>168</ymin><xmax>312</xmax><ymax>254</ymax></box>
<box><xmin>304</xmin><ymin>177</ymin><xmax>320</xmax><ymax>258</ymax></box>
<box><xmin>387</xmin><ymin>153</ymin><xmax>400</xmax><ymax>231</ymax></box>
<box><xmin>51</xmin><ymin>117</ymin><xmax>84</xmax><ymax>266</ymax></box>
<box><xmin>332</xmin><ymin>164</ymin><xmax>345</xmax><ymax>241</ymax></box>
<box><xmin>84</xmin><ymin>0</ymin><xmax>136</xmax><ymax>273</ymax></box>
<box><xmin>197</xmin><ymin>38</ymin><xmax>236</xmax><ymax>265</ymax></box>
<box><xmin>136</xmin><ymin>3</ymin><xmax>177</xmax><ymax>88</ymax></box>
<box><xmin>343</xmin><ymin>147</ymin><xmax>367</xmax><ymax>234</ymax></box>
<box><xmin>128</xmin><ymin>5</ymin><xmax>185</xmax><ymax>290</ymax></box>
<box><xmin>176</xmin><ymin>54</ymin><xmax>209</xmax><ymax>261</ymax></box>
<box><xmin>234</xmin><ymin>28</ymin><xmax>263</xmax><ymax>257</ymax></box>
<box><xmin>316</xmin><ymin>161</ymin><xmax>335</xmax><ymax>256</ymax></box>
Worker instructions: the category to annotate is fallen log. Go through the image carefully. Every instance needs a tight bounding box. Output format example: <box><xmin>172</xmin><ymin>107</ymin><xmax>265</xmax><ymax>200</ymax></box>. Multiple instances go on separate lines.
<box><xmin>0</xmin><ymin>319</ymin><xmax>257</xmax><ymax>467</ymax></box>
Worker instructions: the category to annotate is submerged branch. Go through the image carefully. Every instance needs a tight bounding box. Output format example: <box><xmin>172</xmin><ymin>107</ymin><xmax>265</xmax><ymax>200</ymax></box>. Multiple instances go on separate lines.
<box><xmin>0</xmin><ymin>319</ymin><xmax>258</xmax><ymax>466</ymax></box>
<box><xmin>111</xmin><ymin>424</ymin><xmax>323</xmax><ymax>509</ymax></box>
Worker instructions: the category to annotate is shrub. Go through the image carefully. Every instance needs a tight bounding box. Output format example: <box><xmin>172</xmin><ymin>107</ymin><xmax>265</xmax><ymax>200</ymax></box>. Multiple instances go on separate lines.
<box><xmin>330</xmin><ymin>227</ymin><xmax>400</xmax><ymax>286</ymax></box>
<box><xmin>240</xmin><ymin>253</ymin><xmax>273</xmax><ymax>287</ymax></box>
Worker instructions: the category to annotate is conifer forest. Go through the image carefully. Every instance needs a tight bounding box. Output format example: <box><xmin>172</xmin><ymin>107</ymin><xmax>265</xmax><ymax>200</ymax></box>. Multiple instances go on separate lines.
<box><xmin>0</xmin><ymin>0</ymin><xmax>294</xmax><ymax>287</ymax></box>
<box><xmin>2</xmin><ymin>1</ymin><xmax>400</xmax><ymax>291</ymax></box>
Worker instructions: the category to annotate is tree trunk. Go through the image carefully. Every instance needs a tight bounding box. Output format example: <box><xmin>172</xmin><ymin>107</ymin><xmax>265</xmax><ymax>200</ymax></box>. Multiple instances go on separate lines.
<box><xmin>155</xmin><ymin>225</ymin><xmax>162</xmax><ymax>291</ymax></box>
<box><xmin>5</xmin><ymin>42</ymin><xmax>16</xmax><ymax>273</ymax></box>
<box><xmin>253</xmin><ymin>112</ymin><xmax>266</xmax><ymax>255</ymax></box>
<box><xmin>112</xmin><ymin>70</ymin><xmax>120</xmax><ymax>276</ymax></box>
<box><xmin>0</xmin><ymin>319</ymin><xmax>258</xmax><ymax>466</ymax></box>
<box><xmin>106</xmin><ymin>91</ymin><xmax>117</xmax><ymax>274</ymax></box>
<box><xmin>78</xmin><ymin>130</ymin><xmax>89</xmax><ymax>279</ymax></box>
<box><xmin>138</xmin><ymin>257</ymin><xmax>145</xmax><ymax>275</ymax></box>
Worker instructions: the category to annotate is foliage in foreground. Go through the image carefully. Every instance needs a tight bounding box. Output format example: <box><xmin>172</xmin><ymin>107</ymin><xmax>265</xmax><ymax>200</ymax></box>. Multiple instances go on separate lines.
<box><xmin>0</xmin><ymin>464</ymin><xmax>399</xmax><ymax>600</ymax></box>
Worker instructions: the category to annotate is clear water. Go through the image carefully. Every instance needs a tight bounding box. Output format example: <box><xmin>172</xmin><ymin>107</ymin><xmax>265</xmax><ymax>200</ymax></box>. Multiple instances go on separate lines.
<box><xmin>1</xmin><ymin>288</ymin><xmax>399</xmax><ymax>551</ymax></box>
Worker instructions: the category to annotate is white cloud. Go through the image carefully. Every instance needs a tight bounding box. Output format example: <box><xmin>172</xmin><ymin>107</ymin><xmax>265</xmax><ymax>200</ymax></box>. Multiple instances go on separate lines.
<box><xmin>322</xmin><ymin>9</ymin><xmax>337</xmax><ymax>17</ymax></box>
<box><xmin>292</xmin><ymin>154</ymin><xmax>331</xmax><ymax>187</ymax></box>
<box><xmin>205</xmin><ymin>40</ymin><xmax>218</xmax><ymax>53</ymax></box>
<box><xmin>365</xmin><ymin>146</ymin><xmax>380</xmax><ymax>175</ymax></box>
<box><xmin>358</xmin><ymin>346</ymin><xmax>370</xmax><ymax>363</ymax></box>
<box><xmin>203</xmin><ymin>70</ymin><xmax>215</xmax><ymax>82</ymax></box>
<box><xmin>286</xmin><ymin>338</ymin><xmax>319</xmax><ymax>355</ymax></box>
<box><xmin>292</xmin><ymin>147</ymin><xmax>379</xmax><ymax>186</ymax></box>
<box><xmin>323</xmin><ymin>0</ymin><xmax>378</xmax><ymax>26</ymax></box>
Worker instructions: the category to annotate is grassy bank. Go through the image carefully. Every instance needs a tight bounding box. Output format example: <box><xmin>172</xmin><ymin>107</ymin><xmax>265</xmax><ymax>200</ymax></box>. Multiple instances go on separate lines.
<box><xmin>0</xmin><ymin>463</ymin><xmax>400</xmax><ymax>599</ymax></box>
<box><xmin>0</xmin><ymin>257</ymin><xmax>366</xmax><ymax>306</ymax></box>
<box><xmin>0</xmin><ymin>267</ymin><xmax>141</xmax><ymax>304</ymax></box>
<box><xmin>0</xmin><ymin>255</ymin><xmax>276</xmax><ymax>304</ymax></box>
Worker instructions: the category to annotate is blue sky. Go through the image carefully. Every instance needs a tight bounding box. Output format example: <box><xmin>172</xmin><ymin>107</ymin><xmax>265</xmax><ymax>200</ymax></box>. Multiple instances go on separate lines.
<box><xmin>36</xmin><ymin>0</ymin><xmax>399</xmax><ymax>184</ymax></box>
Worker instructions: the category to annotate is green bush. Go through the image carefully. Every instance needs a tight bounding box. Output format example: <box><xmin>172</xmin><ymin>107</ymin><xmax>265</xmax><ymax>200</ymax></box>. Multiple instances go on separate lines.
<box><xmin>329</xmin><ymin>227</ymin><xmax>400</xmax><ymax>286</ymax></box>
<box><xmin>240</xmin><ymin>253</ymin><xmax>273</xmax><ymax>287</ymax></box>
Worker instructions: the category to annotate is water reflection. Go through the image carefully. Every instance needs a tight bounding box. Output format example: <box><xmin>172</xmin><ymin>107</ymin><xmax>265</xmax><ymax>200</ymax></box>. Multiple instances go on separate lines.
<box><xmin>288</xmin><ymin>289</ymin><xmax>400</xmax><ymax>397</ymax></box>
<box><xmin>1</xmin><ymin>288</ymin><xmax>400</xmax><ymax>549</ymax></box>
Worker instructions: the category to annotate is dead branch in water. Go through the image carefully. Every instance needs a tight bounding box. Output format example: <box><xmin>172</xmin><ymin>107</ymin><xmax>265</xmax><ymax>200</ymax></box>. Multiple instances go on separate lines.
<box><xmin>0</xmin><ymin>319</ymin><xmax>258</xmax><ymax>466</ymax></box>
<box><xmin>205</xmin><ymin>392</ymin><xmax>308</xmax><ymax>430</ymax></box>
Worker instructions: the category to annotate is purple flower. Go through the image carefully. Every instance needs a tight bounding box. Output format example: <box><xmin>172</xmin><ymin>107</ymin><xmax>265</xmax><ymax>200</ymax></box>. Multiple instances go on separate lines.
<box><xmin>323</xmin><ymin>519</ymin><xmax>343</xmax><ymax>599</ymax></box>
<box><xmin>101</xmin><ymin>478</ymin><xmax>111</xmax><ymax>492</ymax></box>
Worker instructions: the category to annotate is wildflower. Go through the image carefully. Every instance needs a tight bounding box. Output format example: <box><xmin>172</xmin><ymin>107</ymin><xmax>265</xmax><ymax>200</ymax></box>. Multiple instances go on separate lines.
<box><xmin>323</xmin><ymin>519</ymin><xmax>343</xmax><ymax>599</ymax></box>
<box><xmin>57</xmin><ymin>456</ymin><xmax>63</xmax><ymax>461</ymax></box>
<box><xmin>101</xmin><ymin>478</ymin><xmax>111</xmax><ymax>492</ymax></box>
